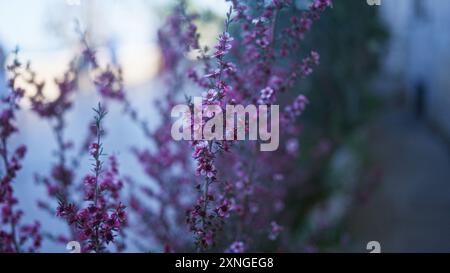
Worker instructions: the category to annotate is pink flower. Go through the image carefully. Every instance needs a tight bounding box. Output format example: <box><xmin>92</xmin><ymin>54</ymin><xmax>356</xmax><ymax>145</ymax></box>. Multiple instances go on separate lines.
<box><xmin>56</xmin><ymin>104</ymin><xmax>126</xmax><ymax>252</ymax></box>
<box><xmin>89</xmin><ymin>143</ymin><xmax>99</xmax><ymax>157</ymax></box>
<box><xmin>213</xmin><ymin>32</ymin><xmax>234</xmax><ymax>58</ymax></box>
<box><xmin>217</xmin><ymin>199</ymin><xmax>231</xmax><ymax>218</ymax></box>
<box><xmin>311</xmin><ymin>0</ymin><xmax>333</xmax><ymax>12</ymax></box>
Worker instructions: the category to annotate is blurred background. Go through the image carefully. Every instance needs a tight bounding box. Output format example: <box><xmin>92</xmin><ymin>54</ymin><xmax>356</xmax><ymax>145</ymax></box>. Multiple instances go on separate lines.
<box><xmin>1</xmin><ymin>0</ymin><xmax>449</xmax><ymax>252</ymax></box>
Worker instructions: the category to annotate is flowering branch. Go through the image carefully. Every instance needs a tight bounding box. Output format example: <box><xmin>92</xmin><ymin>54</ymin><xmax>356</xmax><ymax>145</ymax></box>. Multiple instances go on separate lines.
<box><xmin>57</xmin><ymin>103</ymin><xmax>126</xmax><ymax>252</ymax></box>
<box><xmin>91</xmin><ymin>103</ymin><xmax>107</xmax><ymax>205</ymax></box>
<box><xmin>0</xmin><ymin>49</ymin><xmax>41</xmax><ymax>252</ymax></box>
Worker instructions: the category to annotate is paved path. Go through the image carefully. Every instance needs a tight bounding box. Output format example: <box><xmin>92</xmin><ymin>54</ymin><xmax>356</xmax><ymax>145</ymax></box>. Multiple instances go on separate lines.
<box><xmin>344</xmin><ymin>109</ymin><xmax>450</xmax><ymax>252</ymax></box>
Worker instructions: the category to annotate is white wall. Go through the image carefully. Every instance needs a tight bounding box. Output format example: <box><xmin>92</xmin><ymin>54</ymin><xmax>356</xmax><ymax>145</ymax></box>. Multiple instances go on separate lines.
<box><xmin>380</xmin><ymin>0</ymin><xmax>450</xmax><ymax>138</ymax></box>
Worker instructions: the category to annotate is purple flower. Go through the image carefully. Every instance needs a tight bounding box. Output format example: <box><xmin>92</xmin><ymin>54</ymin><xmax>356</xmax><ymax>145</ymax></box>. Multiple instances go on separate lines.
<box><xmin>311</xmin><ymin>0</ymin><xmax>333</xmax><ymax>12</ymax></box>
<box><xmin>284</xmin><ymin>94</ymin><xmax>310</xmax><ymax>122</ymax></box>
<box><xmin>213</xmin><ymin>32</ymin><xmax>234</xmax><ymax>58</ymax></box>
<box><xmin>226</xmin><ymin>241</ymin><xmax>246</xmax><ymax>253</ymax></box>
<box><xmin>268</xmin><ymin>221</ymin><xmax>283</xmax><ymax>240</ymax></box>
<box><xmin>89</xmin><ymin>143</ymin><xmax>100</xmax><ymax>157</ymax></box>
<box><xmin>0</xmin><ymin>54</ymin><xmax>42</xmax><ymax>252</ymax></box>
<box><xmin>216</xmin><ymin>199</ymin><xmax>231</xmax><ymax>218</ymax></box>
<box><xmin>257</xmin><ymin>87</ymin><xmax>275</xmax><ymax>105</ymax></box>
<box><xmin>5</xmin><ymin>0</ymin><xmax>334</xmax><ymax>253</ymax></box>
<box><xmin>286</xmin><ymin>138</ymin><xmax>299</xmax><ymax>155</ymax></box>
<box><xmin>92</xmin><ymin>67</ymin><xmax>125</xmax><ymax>101</ymax></box>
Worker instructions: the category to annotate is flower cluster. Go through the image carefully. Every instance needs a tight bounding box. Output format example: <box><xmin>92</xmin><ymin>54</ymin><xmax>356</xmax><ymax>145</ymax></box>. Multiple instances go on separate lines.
<box><xmin>122</xmin><ymin>1</ymin><xmax>201</xmax><ymax>252</ymax></box>
<box><xmin>282</xmin><ymin>0</ymin><xmax>332</xmax><ymax>50</ymax></box>
<box><xmin>257</xmin><ymin>87</ymin><xmax>275</xmax><ymax>105</ymax></box>
<box><xmin>79</xmin><ymin>31</ymin><xmax>125</xmax><ymax>101</ymax></box>
<box><xmin>0</xmin><ymin>51</ymin><xmax>42</xmax><ymax>252</ymax></box>
<box><xmin>213</xmin><ymin>32</ymin><xmax>234</xmax><ymax>58</ymax></box>
<box><xmin>226</xmin><ymin>241</ymin><xmax>246</xmax><ymax>253</ymax></box>
<box><xmin>76</xmin><ymin>0</ymin><xmax>331</xmax><ymax>252</ymax></box>
<box><xmin>29</xmin><ymin>59</ymin><xmax>78</xmax><ymax>118</ymax></box>
<box><xmin>284</xmin><ymin>94</ymin><xmax>309</xmax><ymax>122</ymax></box>
<box><xmin>311</xmin><ymin>0</ymin><xmax>333</xmax><ymax>12</ymax></box>
<box><xmin>159</xmin><ymin>0</ymin><xmax>200</xmax><ymax>72</ymax></box>
<box><xmin>184</xmin><ymin>0</ymin><xmax>332</xmax><ymax>251</ymax></box>
<box><xmin>193</xmin><ymin>141</ymin><xmax>217</xmax><ymax>179</ymax></box>
<box><xmin>91</xmin><ymin>66</ymin><xmax>125</xmax><ymax>101</ymax></box>
<box><xmin>21</xmin><ymin>56</ymin><xmax>85</xmax><ymax>244</ymax></box>
<box><xmin>57</xmin><ymin>104</ymin><xmax>126</xmax><ymax>252</ymax></box>
<box><xmin>1</xmin><ymin>0</ymin><xmax>335</xmax><ymax>253</ymax></box>
<box><xmin>268</xmin><ymin>221</ymin><xmax>283</xmax><ymax>241</ymax></box>
<box><xmin>186</xmin><ymin>7</ymin><xmax>238</xmax><ymax>250</ymax></box>
<box><xmin>300</xmin><ymin>51</ymin><xmax>321</xmax><ymax>77</ymax></box>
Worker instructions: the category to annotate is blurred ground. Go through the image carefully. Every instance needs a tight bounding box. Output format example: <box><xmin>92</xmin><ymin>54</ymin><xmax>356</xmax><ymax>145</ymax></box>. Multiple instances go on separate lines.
<box><xmin>345</xmin><ymin>106</ymin><xmax>450</xmax><ymax>252</ymax></box>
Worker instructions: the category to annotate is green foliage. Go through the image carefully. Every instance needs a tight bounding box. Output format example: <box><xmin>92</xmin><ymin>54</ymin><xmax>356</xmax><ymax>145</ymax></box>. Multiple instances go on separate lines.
<box><xmin>302</xmin><ymin>0</ymin><xmax>389</xmax><ymax>139</ymax></box>
<box><xmin>278</xmin><ymin>0</ymin><xmax>389</xmax><ymax>250</ymax></box>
